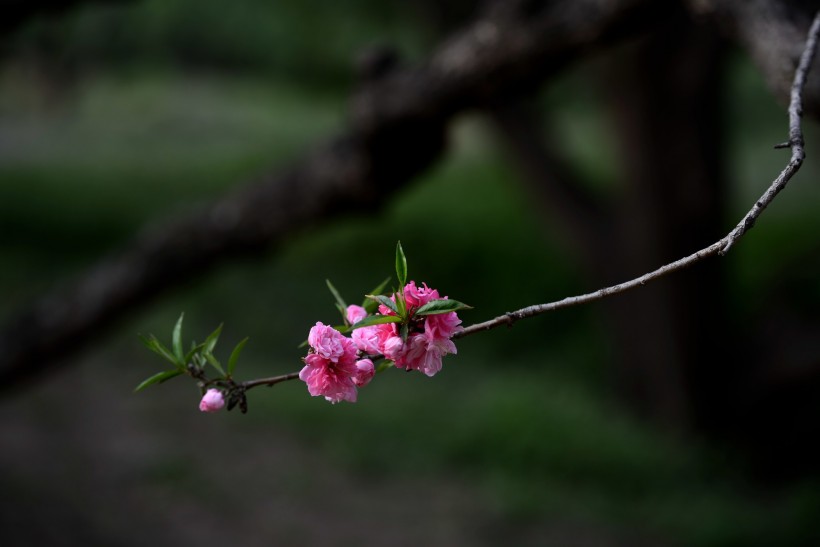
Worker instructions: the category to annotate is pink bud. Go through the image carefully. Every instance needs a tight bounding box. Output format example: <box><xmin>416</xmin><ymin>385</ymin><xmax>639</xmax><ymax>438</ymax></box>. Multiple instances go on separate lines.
<box><xmin>199</xmin><ymin>389</ymin><xmax>225</xmax><ymax>413</ymax></box>
<box><xmin>346</xmin><ymin>305</ymin><xmax>368</xmax><ymax>325</ymax></box>
<box><xmin>353</xmin><ymin>359</ymin><xmax>375</xmax><ymax>387</ymax></box>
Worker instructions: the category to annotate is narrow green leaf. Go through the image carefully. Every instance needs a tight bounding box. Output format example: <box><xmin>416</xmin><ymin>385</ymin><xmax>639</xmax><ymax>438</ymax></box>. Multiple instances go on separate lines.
<box><xmin>351</xmin><ymin>315</ymin><xmax>402</xmax><ymax>330</ymax></box>
<box><xmin>326</xmin><ymin>279</ymin><xmax>348</xmax><ymax>315</ymax></box>
<box><xmin>227</xmin><ymin>337</ymin><xmax>249</xmax><ymax>377</ymax></box>
<box><xmin>414</xmin><ymin>299</ymin><xmax>473</xmax><ymax>316</ymax></box>
<box><xmin>362</xmin><ymin>276</ymin><xmax>392</xmax><ymax>313</ymax></box>
<box><xmin>205</xmin><ymin>353</ymin><xmax>226</xmax><ymax>376</ymax></box>
<box><xmin>139</xmin><ymin>334</ymin><xmax>181</xmax><ymax>368</ymax></box>
<box><xmin>184</xmin><ymin>341</ymin><xmax>206</xmax><ymax>365</ymax></box>
<box><xmin>203</xmin><ymin>323</ymin><xmax>223</xmax><ymax>355</ymax></box>
<box><xmin>365</xmin><ymin>294</ymin><xmax>398</xmax><ymax>315</ymax></box>
<box><xmin>297</xmin><ymin>339</ymin><xmax>309</xmax><ymax>349</ymax></box>
<box><xmin>395</xmin><ymin>291</ymin><xmax>407</xmax><ymax>320</ymax></box>
<box><xmin>134</xmin><ymin>369</ymin><xmax>183</xmax><ymax>392</ymax></box>
<box><xmin>395</xmin><ymin>241</ymin><xmax>408</xmax><ymax>287</ymax></box>
<box><xmin>399</xmin><ymin>322</ymin><xmax>409</xmax><ymax>343</ymax></box>
<box><xmin>172</xmin><ymin>313</ymin><xmax>185</xmax><ymax>362</ymax></box>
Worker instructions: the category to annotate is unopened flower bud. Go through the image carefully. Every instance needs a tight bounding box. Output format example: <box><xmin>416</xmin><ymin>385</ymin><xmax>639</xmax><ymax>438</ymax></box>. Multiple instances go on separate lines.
<box><xmin>199</xmin><ymin>389</ymin><xmax>225</xmax><ymax>413</ymax></box>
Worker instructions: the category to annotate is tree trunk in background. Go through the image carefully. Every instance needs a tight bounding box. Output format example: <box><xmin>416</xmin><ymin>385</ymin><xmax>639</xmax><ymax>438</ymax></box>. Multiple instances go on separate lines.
<box><xmin>601</xmin><ymin>14</ymin><xmax>731</xmax><ymax>433</ymax></box>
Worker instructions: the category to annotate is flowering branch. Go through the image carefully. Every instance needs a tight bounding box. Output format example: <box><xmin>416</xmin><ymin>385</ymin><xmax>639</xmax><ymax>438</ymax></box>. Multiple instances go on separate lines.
<box><xmin>138</xmin><ymin>12</ymin><xmax>820</xmax><ymax>414</ymax></box>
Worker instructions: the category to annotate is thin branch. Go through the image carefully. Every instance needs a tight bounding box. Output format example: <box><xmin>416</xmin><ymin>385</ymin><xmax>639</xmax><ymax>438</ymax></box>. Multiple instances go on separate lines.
<box><xmin>228</xmin><ymin>11</ymin><xmax>820</xmax><ymax>392</ymax></box>
<box><xmin>240</xmin><ymin>372</ymin><xmax>301</xmax><ymax>390</ymax></box>
<box><xmin>457</xmin><ymin>10</ymin><xmax>820</xmax><ymax>339</ymax></box>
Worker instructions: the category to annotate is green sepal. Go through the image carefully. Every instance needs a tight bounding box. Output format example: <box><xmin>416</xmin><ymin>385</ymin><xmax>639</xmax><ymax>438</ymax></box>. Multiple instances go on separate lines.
<box><xmin>227</xmin><ymin>337</ymin><xmax>249</xmax><ymax>377</ymax></box>
<box><xmin>172</xmin><ymin>313</ymin><xmax>185</xmax><ymax>362</ymax></box>
<box><xmin>362</xmin><ymin>277</ymin><xmax>392</xmax><ymax>313</ymax></box>
<box><xmin>395</xmin><ymin>241</ymin><xmax>407</xmax><ymax>287</ymax></box>
<box><xmin>414</xmin><ymin>299</ymin><xmax>473</xmax><ymax>316</ymax></box>
<box><xmin>366</xmin><ymin>294</ymin><xmax>398</xmax><ymax>315</ymax></box>
<box><xmin>134</xmin><ymin>369</ymin><xmax>183</xmax><ymax>392</ymax></box>
<box><xmin>375</xmin><ymin>360</ymin><xmax>393</xmax><ymax>374</ymax></box>
<box><xmin>351</xmin><ymin>315</ymin><xmax>402</xmax><ymax>330</ymax></box>
<box><xmin>139</xmin><ymin>334</ymin><xmax>182</xmax><ymax>368</ymax></box>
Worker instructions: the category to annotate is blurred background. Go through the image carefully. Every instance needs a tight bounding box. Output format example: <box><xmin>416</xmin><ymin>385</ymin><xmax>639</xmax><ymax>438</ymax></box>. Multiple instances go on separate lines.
<box><xmin>2</xmin><ymin>0</ymin><xmax>820</xmax><ymax>545</ymax></box>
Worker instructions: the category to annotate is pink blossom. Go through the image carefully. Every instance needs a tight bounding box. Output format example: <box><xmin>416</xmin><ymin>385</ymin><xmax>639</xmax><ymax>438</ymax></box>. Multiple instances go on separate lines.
<box><xmin>199</xmin><ymin>389</ymin><xmax>225</xmax><ymax>413</ymax></box>
<box><xmin>302</xmin><ymin>322</ymin><xmax>361</xmax><ymax>403</ymax></box>
<box><xmin>308</xmin><ymin>322</ymin><xmax>356</xmax><ymax>364</ymax></box>
<box><xmin>352</xmin><ymin>325</ymin><xmax>381</xmax><ymax>354</ymax></box>
<box><xmin>346</xmin><ymin>305</ymin><xmax>368</xmax><ymax>325</ymax></box>
<box><xmin>395</xmin><ymin>328</ymin><xmax>458</xmax><ymax>377</ymax></box>
<box><xmin>382</xmin><ymin>335</ymin><xmax>405</xmax><ymax>361</ymax></box>
<box><xmin>353</xmin><ymin>359</ymin><xmax>375</xmax><ymax>387</ymax></box>
<box><xmin>404</xmin><ymin>281</ymin><xmax>439</xmax><ymax>310</ymax></box>
<box><xmin>372</xmin><ymin>322</ymin><xmax>397</xmax><ymax>350</ymax></box>
<box><xmin>425</xmin><ymin>310</ymin><xmax>462</xmax><ymax>339</ymax></box>
<box><xmin>418</xmin><ymin>331</ymin><xmax>458</xmax><ymax>377</ymax></box>
<box><xmin>300</xmin><ymin>354</ymin><xmax>358</xmax><ymax>403</ymax></box>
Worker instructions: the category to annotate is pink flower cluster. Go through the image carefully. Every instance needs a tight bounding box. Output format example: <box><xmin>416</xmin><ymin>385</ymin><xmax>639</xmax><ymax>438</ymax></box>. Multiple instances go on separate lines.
<box><xmin>378</xmin><ymin>281</ymin><xmax>461</xmax><ymax>376</ymax></box>
<box><xmin>300</xmin><ymin>322</ymin><xmax>375</xmax><ymax>403</ymax></box>
<box><xmin>300</xmin><ymin>281</ymin><xmax>461</xmax><ymax>403</ymax></box>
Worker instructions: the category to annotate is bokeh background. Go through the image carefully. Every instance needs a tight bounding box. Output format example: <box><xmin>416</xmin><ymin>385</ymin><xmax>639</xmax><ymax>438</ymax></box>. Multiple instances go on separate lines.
<box><xmin>2</xmin><ymin>1</ymin><xmax>820</xmax><ymax>545</ymax></box>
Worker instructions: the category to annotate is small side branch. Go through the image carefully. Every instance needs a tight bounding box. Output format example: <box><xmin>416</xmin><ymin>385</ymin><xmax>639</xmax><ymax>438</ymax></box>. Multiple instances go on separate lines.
<box><xmin>720</xmin><ymin>12</ymin><xmax>820</xmax><ymax>254</ymax></box>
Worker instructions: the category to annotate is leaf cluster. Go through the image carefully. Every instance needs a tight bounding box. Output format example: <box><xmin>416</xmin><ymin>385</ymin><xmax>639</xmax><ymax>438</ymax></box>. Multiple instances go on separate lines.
<box><xmin>136</xmin><ymin>313</ymin><xmax>248</xmax><ymax>398</ymax></box>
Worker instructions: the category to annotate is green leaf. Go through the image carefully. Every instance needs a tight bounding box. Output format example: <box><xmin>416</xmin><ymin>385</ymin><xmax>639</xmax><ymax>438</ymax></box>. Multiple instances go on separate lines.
<box><xmin>227</xmin><ymin>337</ymin><xmax>249</xmax><ymax>377</ymax></box>
<box><xmin>326</xmin><ymin>279</ymin><xmax>348</xmax><ymax>316</ymax></box>
<box><xmin>366</xmin><ymin>294</ymin><xmax>398</xmax><ymax>315</ymax></box>
<box><xmin>205</xmin><ymin>353</ymin><xmax>226</xmax><ymax>376</ymax></box>
<box><xmin>414</xmin><ymin>299</ymin><xmax>473</xmax><ymax>316</ymax></box>
<box><xmin>399</xmin><ymin>322</ymin><xmax>409</xmax><ymax>343</ymax></box>
<box><xmin>351</xmin><ymin>315</ymin><xmax>402</xmax><ymax>329</ymax></box>
<box><xmin>134</xmin><ymin>369</ymin><xmax>183</xmax><ymax>392</ymax></box>
<box><xmin>395</xmin><ymin>241</ymin><xmax>408</xmax><ymax>287</ymax></box>
<box><xmin>203</xmin><ymin>323</ymin><xmax>223</xmax><ymax>355</ymax></box>
<box><xmin>184</xmin><ymin>341</ymin><xmax>206</xmax><ymax>365</ymax></box>
<box><xmin>395</xmin><ymin>291</ymin><xmax>407</xmax><ymax>320</ymax></box>
<box><xmin>172</xmin><ymin>313</ymin><xmax>185</xmax><ymax>362</ymax></box>
<box><xmin>139</xmin><ymin>334</ymin><xmax>182</xmax><ymax>368</ymax></box>
<box><xmin>362</xmin><ymin>277</ymin><xmax>392</xmax><ymax>313</ymax></box>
